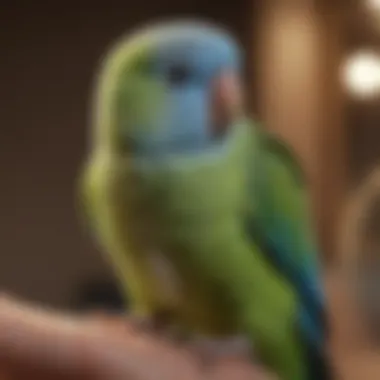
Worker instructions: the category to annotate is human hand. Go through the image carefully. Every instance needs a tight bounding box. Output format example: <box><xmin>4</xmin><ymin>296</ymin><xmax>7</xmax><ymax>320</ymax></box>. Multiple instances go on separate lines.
<box><xmin>0</xmin><ymin>295</ymin><xmax>277</xmax><ymax>380</ymax></box>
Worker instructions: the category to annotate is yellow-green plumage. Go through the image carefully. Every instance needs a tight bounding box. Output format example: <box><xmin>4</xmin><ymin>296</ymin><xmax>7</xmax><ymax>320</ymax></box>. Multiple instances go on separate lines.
<box><xmin>82</xmin><ymin>127</ymin><xmax>307</xmax><ymax>380</ymax></box>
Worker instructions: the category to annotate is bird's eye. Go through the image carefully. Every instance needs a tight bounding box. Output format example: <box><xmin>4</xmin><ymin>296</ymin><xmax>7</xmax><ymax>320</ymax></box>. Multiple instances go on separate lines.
<box><xmin>166</xmin><ymin>64</ymin><xmax>191</xmax><ymax>86</ymax></box>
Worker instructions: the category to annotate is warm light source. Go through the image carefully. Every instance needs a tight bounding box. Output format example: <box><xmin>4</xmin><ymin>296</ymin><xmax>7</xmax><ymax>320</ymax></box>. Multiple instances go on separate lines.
<box><xmin>341</xmin><ymin>50</ymin><xmax>380</xmax><ymax>99</ymax></box>
<box><xmin>367</xmin><ymin>0</ymin><xmax>380</xmax><ymax>12</ymax></box>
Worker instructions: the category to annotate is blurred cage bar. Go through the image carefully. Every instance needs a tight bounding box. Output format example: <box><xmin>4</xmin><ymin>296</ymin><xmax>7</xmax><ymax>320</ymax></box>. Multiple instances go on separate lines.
<box><xmin>346</xmin><ymin>0</ymin><xmax>380</xmax><ymax>189</ymax></box>
<box><xmin>339</xmin><ymin>169</ymin><xmax>380</xmax><ymax>344</ymax></box>
<box><xmin>253</xmin><ymin>0</ymin><xmax>347</xmax><ymax>262</ymax></box>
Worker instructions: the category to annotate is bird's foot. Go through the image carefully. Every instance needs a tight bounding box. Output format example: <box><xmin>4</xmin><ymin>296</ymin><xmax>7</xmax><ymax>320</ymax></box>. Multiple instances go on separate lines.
<box><xmin>189</xmin><ymin>335</ymin><xmax>253</xmax><ymax>369</ymax></box>
<box><xmin>128</xmin><ymin>311</ymin><xmax>172</xmax><ymax>336</ymax></box>
<box><xmin>162</xmin><ymin>324</ymin><xmax>192</xmax><ymax>345</ymax></box>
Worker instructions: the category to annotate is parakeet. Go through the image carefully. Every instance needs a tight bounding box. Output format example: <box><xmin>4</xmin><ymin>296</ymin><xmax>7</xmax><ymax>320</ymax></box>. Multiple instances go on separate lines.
<box><xmin>80</xmin><ymin>20</ymin><xmax>330</xmax><ymax>380</ymax></box>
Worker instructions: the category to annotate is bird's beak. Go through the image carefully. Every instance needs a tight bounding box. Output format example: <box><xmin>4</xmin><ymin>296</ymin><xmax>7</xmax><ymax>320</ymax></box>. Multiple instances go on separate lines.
<box><xmin>210</xmin><ymin>70</ymin><xmax>242</xmax><ymax>136</ymax></box>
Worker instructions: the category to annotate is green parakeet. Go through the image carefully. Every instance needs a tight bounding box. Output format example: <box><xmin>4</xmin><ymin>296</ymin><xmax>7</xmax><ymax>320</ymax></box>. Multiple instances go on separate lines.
<box><xmin>80</xmin><ymin>20</ymin><xmax>330</xmax><ymax>380</ymax></box>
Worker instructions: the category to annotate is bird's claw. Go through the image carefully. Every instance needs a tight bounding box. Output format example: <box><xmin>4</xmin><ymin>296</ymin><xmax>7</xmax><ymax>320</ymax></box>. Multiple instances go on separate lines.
<box><xmin>189</xmin><ymin>335</ymin><xmax>253</xmax><ymax>368</ymax></box>
<box><xmin>128</xmin><ymin>310</ymin><xmax>174</xmax><ymax>337</ymax></box>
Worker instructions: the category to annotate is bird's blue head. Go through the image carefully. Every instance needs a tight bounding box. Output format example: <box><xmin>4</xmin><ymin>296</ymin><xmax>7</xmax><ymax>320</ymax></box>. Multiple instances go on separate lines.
<box><xmin>97</xmin><ymin>21</ymin><xmax>244</xmax><ymax>159</ymax></box>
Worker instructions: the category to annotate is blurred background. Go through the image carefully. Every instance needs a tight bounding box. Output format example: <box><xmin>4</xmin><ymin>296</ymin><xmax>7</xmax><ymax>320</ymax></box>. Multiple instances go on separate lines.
<box><xmin>0</xmin><ymin>0</ymin><xmax>379</xmax><ymax>311</ymax></box>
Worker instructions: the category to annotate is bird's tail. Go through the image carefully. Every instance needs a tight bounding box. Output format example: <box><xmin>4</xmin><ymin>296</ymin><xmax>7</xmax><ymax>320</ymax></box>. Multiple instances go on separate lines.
<box><xmin>305</xmin><ymin>340</ymin><xmax>332</xmax><ymax>380</ymax></box>
<box><xmin>299</xmin><ymin>305</ymin><xmax>332</xmax><ymax>380</ymax></box>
